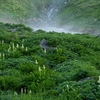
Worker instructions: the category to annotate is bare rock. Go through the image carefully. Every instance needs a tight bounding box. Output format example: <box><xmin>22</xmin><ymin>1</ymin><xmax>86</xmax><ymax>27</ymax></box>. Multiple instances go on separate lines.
<box><xmin>39</xmin><ymin>39</ymin><xmax>50</xmax><ymax>50</ymax></box>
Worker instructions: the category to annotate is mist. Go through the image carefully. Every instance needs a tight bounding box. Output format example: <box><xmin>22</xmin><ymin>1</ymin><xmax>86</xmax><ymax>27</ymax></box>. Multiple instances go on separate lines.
<box><xmin>26</xmin><ymin>0</ymin><xmax>81</xmax><ymax>34</ymax></box>
<box><xmin>31</xmin><ymin>25</ymin><xmax>80</xmax><ymax>34</ymax></box>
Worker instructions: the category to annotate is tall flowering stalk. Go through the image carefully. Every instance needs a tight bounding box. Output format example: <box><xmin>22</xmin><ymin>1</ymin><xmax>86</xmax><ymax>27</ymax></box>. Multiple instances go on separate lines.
<box><xmin>43</xmin><ymin>65</ymin><xmax>46</xmax><ymax>74</ymax></box>
<box><xmin>25</xmin><ymin>47</ymin><xmax>28</xmax><ymax>52</ymax></box>
<box><xmin>44</xmin><ymin>49</ymin><xmax>46</xmax><ymax>53</ymax></box>
<box><xmin>14</xmin><ymin>91</ymin><xmax>18</xmax><ymax>95</ymax></box>
<box><xmin>8</xmin><ymin>45</ymin><xmax>11</xmax><ymax>52</ymax></box>
<box><xmin>12</xmin><ymin>43</ymin><xmax>15</xmax><ymax>49</ymax></box>
<box><xmin>35</xmin><ymin>60</ymin><xmax>38</xmax><ymax>64</ymax></box>
<box><xmin>66</xmin><ymin>84</ymin><xmax>69</xmax><ymax>90</ymax></box>
<box><xmin>28</xmin><ymin>90</ymin><xmax>32</xmax><ymax>99</ymax></box>
<box><xmin>24</xmin><ymin>88</ymin><xmax>26</xmax><ymax>94</ymax></box>
<box><xmin>8</xmin><ymin>48</ymin><xmax>10</xmax><ymax>52</ymax></box>
<box><xmin>29</xmin><ymin>90</ymin><xmax>32</xmax><ymax>94</ymax></box>
<box><xmin>9</xmin><ymin>45</ymin><xmax>11</xmax><ymax>49</ymax></box>
<box><xmin>2</xmin><ymin>40</ymin><xmax>4</xmax><ymax>44</ymax></box>
<box><xmin>21</xmin><ymin>88</ymin><xmax>24</xmax><ymax>94</ymax></box>
<box><xmin>12</xmin><ymin>43</ymin><xmax>16</xmax><ymax>51</ymax></box>
<box><xmin>22</xmin><ymin>39</ymin><xmax>24</xmax><ymax>43</ymax></box>
<box><xmin>39</xmin><ymin>66</ymin><xmax>42</xmax><ymax>77</ymax></box>
<box><xmin>0</xmin><ymin>53</ymin><xmax>1</xmax><ymax>59</ymax></box>
<box><xmin>21</xmin><ymin>44</ymin><xmax>24</xmax><ymax>49</ymax></box>
<box><xmin>16</xmin><ymin>44</ymin><xmax>19</xmax><ymax>48</ymax></box>
<box><xmin>98</xmin><ymin>76</ymin><xmax>100</xmax><ymax>87</ymax></box>
<box><xmin>3</xmin><ymin>53</ymin><xmax>5</xmax><ymax>59</ymax></box>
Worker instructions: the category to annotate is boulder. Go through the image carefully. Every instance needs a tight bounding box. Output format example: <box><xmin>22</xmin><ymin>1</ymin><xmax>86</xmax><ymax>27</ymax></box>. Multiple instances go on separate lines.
<box><xmin>39</xmin><ymin>39</ymin><xmax>50</xmax><ymax>50</ymax></box>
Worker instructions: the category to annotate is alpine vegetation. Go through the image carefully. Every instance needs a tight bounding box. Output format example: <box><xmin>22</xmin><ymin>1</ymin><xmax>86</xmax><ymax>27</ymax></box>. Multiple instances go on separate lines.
<box><xmin>0</xmin><ymin>23</ymin><xmax>100</xmax><ymax>100</ymax></box>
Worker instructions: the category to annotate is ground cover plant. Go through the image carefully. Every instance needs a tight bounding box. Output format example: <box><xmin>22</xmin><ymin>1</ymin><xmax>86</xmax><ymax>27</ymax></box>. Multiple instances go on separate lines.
<box><xmin>0</xmin><ymin>23</ymin><xmax>100</xmax><ymax>100</ymax></box>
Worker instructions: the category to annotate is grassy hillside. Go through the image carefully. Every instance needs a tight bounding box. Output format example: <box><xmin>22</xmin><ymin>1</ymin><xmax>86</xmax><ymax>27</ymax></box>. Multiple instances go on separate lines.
<box><xmin>0</xmin><ymin>0</ymin><xmax>52</xmax><ymax>23</ymax></box>
<box><xmin>0</xmin><ymin>23</ymin><xmax>100</xmax><ymax>99</ymax></box>
<box><xmin>0</xmin><ymin>0</ymin><xmax>100</xmax><ymax>34</ymax></box>
<box><xmin>54</xmin><ymin>0</ymin><xmax>100</xmax><ymax>34</ymax></box>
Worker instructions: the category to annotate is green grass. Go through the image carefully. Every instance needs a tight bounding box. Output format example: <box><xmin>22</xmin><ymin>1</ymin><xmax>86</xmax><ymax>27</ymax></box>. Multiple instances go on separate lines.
<box><xmin>0</xmin><ymin>23</ymin><xmax>100</xmax><ymax>99</ymax></box>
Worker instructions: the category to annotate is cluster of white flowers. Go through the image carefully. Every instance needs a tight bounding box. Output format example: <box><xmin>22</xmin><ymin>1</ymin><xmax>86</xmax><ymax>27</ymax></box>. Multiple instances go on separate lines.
<box><xmin>14</xmin><ymin>88</ymin><xmax>32</xmax><ymax>96</ymax></box>
<box><xmin>8</xmin><ymin>42</ymin><xmax>28</xmax><ymax>52</ymax></box>
<box><xmin>0</xmin><ymin>39</ymin><xmax>28</xmax><ymax>60</ymax></box>
<box><xmin>38</xmin><ymin>65</ymin><xmax>46</xmax><ymax>77</ymax></box>
<box><xmin>21</xmin><ymin>88</ymin><xmax>27</xmax><ymax>94</ymax></box>
<box><xmin>38</xmin><ymin>65</ymin><xmax>46</xmax><ymax>72</ymax></box>
<box><xmin>21</xmin><ymin>43</ymin><xmax>28</xmax><ymax>52</ymax></box>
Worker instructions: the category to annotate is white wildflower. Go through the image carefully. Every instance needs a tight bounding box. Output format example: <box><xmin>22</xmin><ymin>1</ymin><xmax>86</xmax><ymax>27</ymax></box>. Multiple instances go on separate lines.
<box><xmin>29</xmin><ymin>90</ymin><xmax>32</xmax><ymax>94</ymax></box>
<box><xmin>67</xmin><ymin>84</ymin><xmax>69</xmax><ymax>89</ymax></box>
<box><xmin>12</xmin><ymin>43</ymin><xmax>15</xmax><ymax>49</ymax></box>
<box><xmin>39</xmin><ymin>67</ymin><xmax>42</xmax><ymax>72</ymax></box>
<box><xmin>8</xmin><ymin>48</ymin><xmax>10</xmax><ymax>52</ymax></box>
<box><xmin>66</xmin><ymin>84</ymin><xmax>69</xmax><ymax>91</ymax></box>
<box><xmin>44</xmin><ymin>49</ymin><xmax>46</xmax><ymax>53</ymax></box>
<box><xmin>35</xmin><ymin>60</ymin><xmax>38</xmax><ymax>64</ymax></box>
<box><xmin>9</xmin><ymin>45</ymin><xmax>11</xmax><ymax>48</ymax></box>
<box><xmin>14</xmin><ymin>91</ymin><xmax>18</xmax><ymax>95</ymax></box>
<box><xmin>21</xmin><ymin>44</ymin><xmax>24</xmax><ymax>49</ymax></box>
<box><xmin>25</xmin><ymin>47</ymin><xmax>28</xmax><ymax>51</ymax></box>
<box><xmin>0</xmin><ymin>53</ymin><xmax>1</xmax><ymax>58</ymax></box>
<box><xmin>16</xmin><ymin>44</ymin><xmax>19</xmax><ymax>48</ymax></box>
<box><xmin>21</xmin><ymin>88</ymin><xmax>23</xmax><ymax>94</ymax></box>
<box><xmin>39</xmin><ymin>66</ymin><xmax>42</xmax><ymax>77</ymax></box>
<box><xmin>10</xmin><ymin>42</ymin><xmax>12</xmax><ymax>44</ymax></box>
<box><xmin>97</xmin><ymin>76</ymin><xmax>100</xmax><ymax>88</ymax></box>
<box><xmin>22</xmin><ymin>39</ymin><xmax>24</xmax><ymax>42</ymax></box>
<box><xmin>2</xmin><ymin>40</ymin><xmax>4</xmax><ymax>44</ymax></box>
<box><xmin>3</xmin><ymin>53</ymin><xmax>5</xmax><ymax>59</ymax></box>
<box><xmin>43</xmin><ymin>65</ymin><xmax>46</xmax><ymax>74</ymax></box>
<box><xmin>24</xmin><ymin>88</ymin><xmax>26</xmax><ymax>93</ymax></box>
<box><xmin>98</xmin><ymin>76</ymin><xmax>100</xmax><ymax>84</ymax></box>
<box><xmin>43</xmin><ymin>65</ymin><xmax>46</xmax><ymax>70</ymax></box>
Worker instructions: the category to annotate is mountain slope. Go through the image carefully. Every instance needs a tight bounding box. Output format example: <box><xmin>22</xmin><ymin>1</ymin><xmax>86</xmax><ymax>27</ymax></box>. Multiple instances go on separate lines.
<box><xmin>53</xmin><ymin>0</ymin><xmax>100</xmax><ymax>34</ymax></box>
<box><xmin>0</xmin><ymin>0</ymin><xmax>100</xmax><ymax>34</ymax></box>
<box><xmin>0</xmin><ymin>0</ymin><xmax>52</xmax><ymax>23</ymax></box>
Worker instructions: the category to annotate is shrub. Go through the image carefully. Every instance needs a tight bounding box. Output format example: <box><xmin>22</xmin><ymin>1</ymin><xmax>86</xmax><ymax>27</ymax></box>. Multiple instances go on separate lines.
<box><xmin>73</xmin><ymin>70</ymin><xmax>89</xmax><ymax>81</ymax></box>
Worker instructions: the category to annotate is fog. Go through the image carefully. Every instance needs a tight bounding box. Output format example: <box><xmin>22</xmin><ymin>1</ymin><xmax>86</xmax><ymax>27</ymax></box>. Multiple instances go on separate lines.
<box><xmin>27</xmin><ymin>0</ymin><xmax>81</xmax><ymax>34</ymax></box>
<box><xmin>31</xmin><ymin>25</ymin><xmax>80</xmax><ymax>34</ymax></box>
<box><xmin>33</xmin><ymin>26</ymin><xmax>67</xmax><ymax>33</ymax></box>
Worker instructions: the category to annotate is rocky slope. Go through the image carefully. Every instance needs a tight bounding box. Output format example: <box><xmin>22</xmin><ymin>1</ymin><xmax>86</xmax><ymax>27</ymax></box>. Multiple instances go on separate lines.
<box><xmin>0</xmin><ymin>0</ymin><xmax>100</xmax><ymax>34</ymax></box>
